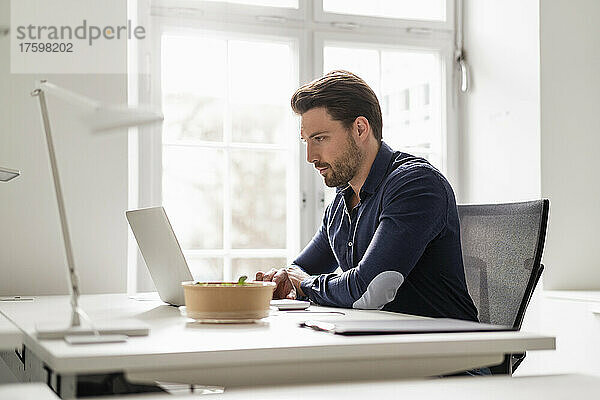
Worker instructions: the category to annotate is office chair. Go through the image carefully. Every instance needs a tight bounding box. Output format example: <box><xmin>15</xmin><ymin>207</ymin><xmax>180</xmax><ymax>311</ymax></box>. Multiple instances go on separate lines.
<box><xmin>458</xmin><ymin>199</ymin><xmax>549</xmax><ymax>375</ymax></box>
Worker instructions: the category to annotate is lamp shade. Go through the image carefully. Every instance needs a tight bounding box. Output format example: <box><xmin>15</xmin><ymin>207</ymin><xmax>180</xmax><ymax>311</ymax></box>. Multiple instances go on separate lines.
<box><xmin>0</xmin><ymin>166</ymin><xmax>20</xmax><ymax>182</ymax></box>
<box><xmin>85</xmin><ymin>104</ymin><xmax>164</xmax><ymax>132</ymax></box>
<box><xmin>37</xmin><ymin>81</ymin><xmax>163</xmax><ymax>132</ymax></box>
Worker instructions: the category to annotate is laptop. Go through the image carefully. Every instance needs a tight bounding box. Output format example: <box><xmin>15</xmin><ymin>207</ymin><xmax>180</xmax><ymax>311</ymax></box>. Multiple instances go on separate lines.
<box><xmin>126</xmin><ymin>206</ymin><xmax>310</xmax><ymax>310</ymax></box>
<box><xmin>299</xmin><ymin>318</ymin><xmax>516</xmax><ymax>335</ymax></box>
<box><xmin>126</xmin><ymin>207</ymin><xmax>193</xmax><ymax>306</ymax></box>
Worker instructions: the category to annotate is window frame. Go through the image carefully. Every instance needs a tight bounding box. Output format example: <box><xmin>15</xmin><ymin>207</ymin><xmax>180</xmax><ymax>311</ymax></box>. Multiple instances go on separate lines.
<box><xmin>130</xmin><ymin>0</ymin><xmax>458</xmax><ymax>292</ymax></box>
<box><xmin>152</xmin><ymin>0</ymin><xmax>306</xmax><ymax>21</ymax></box>
<box><xmin>314</xmin><ymin>0</ymin><xmax>454</xmax><ymax>31</ymax></box>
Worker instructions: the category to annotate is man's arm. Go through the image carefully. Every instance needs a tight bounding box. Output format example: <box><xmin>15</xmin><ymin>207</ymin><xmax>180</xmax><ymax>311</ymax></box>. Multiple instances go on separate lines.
<box><xmin>299</xmin><ymin>167</ymin><xmax>448</xmax><ymax>309</ymax></box>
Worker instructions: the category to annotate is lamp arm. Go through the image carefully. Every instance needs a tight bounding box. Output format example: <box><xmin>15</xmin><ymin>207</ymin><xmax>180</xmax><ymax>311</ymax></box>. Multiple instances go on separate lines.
<box><xmin>31</xmin><ymin>87</ymin><xmax>81</xmax><ymax>328</ymax></box>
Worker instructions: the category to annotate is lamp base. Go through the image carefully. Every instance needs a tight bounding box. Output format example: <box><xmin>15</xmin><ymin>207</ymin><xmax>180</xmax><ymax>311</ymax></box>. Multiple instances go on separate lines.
<box><xmin>36</xmin><ymin>320</ymin><xmax>150</xmax><ymax>341</ymax></box>
<box><xmin>64</xmin><ymin>334</ymin><xmax>128</xmax><ymax>344</ymax></box>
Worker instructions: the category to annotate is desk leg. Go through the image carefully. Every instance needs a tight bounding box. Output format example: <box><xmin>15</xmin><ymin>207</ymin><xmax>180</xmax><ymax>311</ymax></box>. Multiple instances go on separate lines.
<box><xmin>0</xmin><ymin>349</ymin><xmax>26</xmax><ymax>382</ymax></box>
<box><xmin>4</xmin><ymin>346</ymin><xmax>76</xmax><ymax>399</ymax></box>
<box><xmin>1</xmin><ymin>346</ymin><xmax>54</xmax><ymax>387</ymax></box>
<box><xmin>51</xmin><ymin>373</ymin><xmax>77</xmax><ymax>399</ymax></box>
<box><xmin>489</xmin><ymin>354</ymin><xmax>514</xmax><ymax>375</ymax></box>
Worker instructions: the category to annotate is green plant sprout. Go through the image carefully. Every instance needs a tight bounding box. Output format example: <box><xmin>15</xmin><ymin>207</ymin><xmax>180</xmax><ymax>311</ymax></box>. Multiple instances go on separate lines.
<box><xmin>194</xmin><ymin>275</ymin><xmax>249</xmax><ymax>286</ymax></box>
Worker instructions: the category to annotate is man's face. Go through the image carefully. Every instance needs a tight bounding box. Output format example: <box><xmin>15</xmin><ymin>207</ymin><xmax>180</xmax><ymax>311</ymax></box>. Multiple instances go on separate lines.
<box><xmin>300</xmin><ymin>107</ymin><xmax>363</xmax><ymax>187</ymax></box>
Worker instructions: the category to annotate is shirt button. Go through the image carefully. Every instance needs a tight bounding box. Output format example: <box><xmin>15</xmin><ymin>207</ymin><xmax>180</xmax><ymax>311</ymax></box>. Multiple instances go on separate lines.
<box><xmin>348</xmin><ymin>242</ymin><xmax>353</xmax><ymax>247</ymax></box>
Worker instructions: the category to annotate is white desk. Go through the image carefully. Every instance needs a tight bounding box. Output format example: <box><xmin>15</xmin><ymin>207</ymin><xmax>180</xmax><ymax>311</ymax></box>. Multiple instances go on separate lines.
<box><xmin>0</xmin><ymin>294</ymin><xmax>555</xmax><ymax>398</ymax></box>
<box><xmin>0</xmin><ymin>312</ymin><xmax>22</xmax><ymax>350</ymax></box>
<box><xmin>91</xmin><ymin>374</ymin><xmax>600</xmax><ymax>400</ymax></box>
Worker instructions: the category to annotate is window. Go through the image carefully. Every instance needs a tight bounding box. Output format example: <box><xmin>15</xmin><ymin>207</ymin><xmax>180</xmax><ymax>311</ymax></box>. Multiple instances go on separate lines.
<box><xmin>130</xmin><ymin>0</ymin><xmax>456</xmax><ymax>291</ymax></box>
<box><xmin>159</xmin><ymin>32</ymin><xmax>298</xmax><ymax>282</ymax></box>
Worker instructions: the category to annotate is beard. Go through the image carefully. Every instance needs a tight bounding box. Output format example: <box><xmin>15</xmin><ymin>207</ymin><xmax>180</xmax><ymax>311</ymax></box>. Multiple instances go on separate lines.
<box><xmin>319</xmin><ymin>133</ymin><xmax>363</xmax><ymax>187</ymax></box>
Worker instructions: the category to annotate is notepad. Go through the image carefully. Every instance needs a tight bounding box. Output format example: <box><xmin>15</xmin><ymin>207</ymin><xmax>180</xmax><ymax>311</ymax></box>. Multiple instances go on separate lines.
<box><xmin>299</xmin><ymin>318</ymin><xmax>515</xmax><ymax>335</ymax></box>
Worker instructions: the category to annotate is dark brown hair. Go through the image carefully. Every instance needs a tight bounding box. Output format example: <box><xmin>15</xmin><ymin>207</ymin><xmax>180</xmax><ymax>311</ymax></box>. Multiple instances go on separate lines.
<box><xmin>291</xmin><ymin>70</ymin><xmax>382</xmax><ymax>142</ymax></box>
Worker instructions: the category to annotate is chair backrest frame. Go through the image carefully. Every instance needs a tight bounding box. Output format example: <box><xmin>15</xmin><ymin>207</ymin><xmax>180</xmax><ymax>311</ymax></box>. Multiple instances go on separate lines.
<box><xmin>458</xmin><ymin>199</ymin><xmax>549</xmax><ymax>329</ymax></box>
<box><xmin>513</xmin><ymin>199</ymin><xmax>549</xmax><ymax>328</ymax></box>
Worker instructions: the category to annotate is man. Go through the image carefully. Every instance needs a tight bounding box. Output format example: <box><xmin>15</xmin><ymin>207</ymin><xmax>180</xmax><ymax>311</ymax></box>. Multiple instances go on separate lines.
<box><xmin>257</xmin><ymin>70</ymin><xmax>478</xmax><ymax>322</ymax></box>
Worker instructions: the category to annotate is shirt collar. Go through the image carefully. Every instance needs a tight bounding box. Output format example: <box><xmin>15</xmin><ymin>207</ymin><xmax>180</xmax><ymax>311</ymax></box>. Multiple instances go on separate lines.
<box><xmin>335</xmin><ymin>141</ymin><xmax>395</xmax><ymax>195</ymax></box>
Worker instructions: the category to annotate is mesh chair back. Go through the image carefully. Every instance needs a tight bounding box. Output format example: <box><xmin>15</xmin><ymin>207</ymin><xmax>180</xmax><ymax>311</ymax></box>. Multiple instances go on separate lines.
<box><xmin>458</xmin><ymin>200</ymin><xmax>549</xmax><ymax>328</ymax></box>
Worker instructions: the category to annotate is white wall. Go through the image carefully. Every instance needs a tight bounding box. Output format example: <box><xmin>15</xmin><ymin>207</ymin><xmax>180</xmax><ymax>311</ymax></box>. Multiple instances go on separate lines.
<box><xmin>458</xmin><ymin>0</ymin><xmax>540</xmax><ymax>204</ymax></box>
<box><xmin>540</xmin><ymin>0</ymin><xmax>600</xmax><ymax>290</ymax></box>
<box><xmin>0</xmin><ymin>0</ymin><xmax>129</xmax><ymax>295</ymax></box>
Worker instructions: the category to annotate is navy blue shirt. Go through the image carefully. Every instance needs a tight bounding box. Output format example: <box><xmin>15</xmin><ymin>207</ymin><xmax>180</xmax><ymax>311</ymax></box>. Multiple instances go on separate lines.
<box><xmin>296</xmin><ymin>142</ymin><xmax>478</xmax><ymax>321</ymax></box>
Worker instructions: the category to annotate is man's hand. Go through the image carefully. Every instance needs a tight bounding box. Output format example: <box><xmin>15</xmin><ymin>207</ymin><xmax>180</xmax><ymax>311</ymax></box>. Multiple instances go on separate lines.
<box><xmin>256</xmin><ymin>266</ymin><xmax>310</xmax><ymax>299</ymax></box>
<box><xmin>284</xmin><ymin>266</ymin><xmax>310</xmax><ymax>298</ymax></box>
<box><xmin>255</xmin><ymin>268</ymin><xmax>295</xmax><ymax>299</ymax></box>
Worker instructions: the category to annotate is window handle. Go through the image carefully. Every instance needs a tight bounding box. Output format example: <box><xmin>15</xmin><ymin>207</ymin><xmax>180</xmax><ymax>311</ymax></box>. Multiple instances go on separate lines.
<box><xmin>456</xmin><ymin>51</ymin><xmax>469</xmax><ymax>93</ymax></box>
<box><xmin>455</xmin><ymin>0</ymin><xmax>469</xmax><ymax>93</ymax></box>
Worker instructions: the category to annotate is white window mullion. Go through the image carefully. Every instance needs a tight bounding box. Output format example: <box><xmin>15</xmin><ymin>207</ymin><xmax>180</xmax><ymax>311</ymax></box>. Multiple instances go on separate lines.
<box><xmin>286</xmin><ymin>38</ymin><xmax>302</xmax><ymax>262</ymax></box>
<box><xmin>377</xmin><ymin>49</ymin><xmax>383</xmax><ymax>103</ymax></box>
<box><xmin>442</xmin><ymin>45</ymin><xmax>459</xmax><ymax>196</ymax></box>
<box><xmin>297</xmin><ymin>13</ymin><xmax>320</xmax><ymax>247</ymax></box>
<box><xmin>311</xmin><ymin>31</ymin><xmax>326</xmax><ymax>230</ymax></box>
<box><xmin>162</xmin><ymin>141</ymin><xmax>288</xmax><ymax>151</ymax></box>
<box><xmin>223</xmin><ymin>38</ymin><xmax>233</xmax><ymax>281</ymax></box>
<box><xmin>184</xmin><ymin>249</ymin><xmax>289</xmax><ymax>258</ymax></box>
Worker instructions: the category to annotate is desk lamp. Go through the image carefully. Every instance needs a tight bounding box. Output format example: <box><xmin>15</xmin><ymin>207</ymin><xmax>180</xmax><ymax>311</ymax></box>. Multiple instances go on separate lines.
<box><xmin>0</xmin><ymin>167</ymin><xmax>20</xmax><ymax>182</ymax></box>
<box><xmin>31</xmin><ymin>80</ymin><xmax>163</xmax><ymax>344</ymax></box>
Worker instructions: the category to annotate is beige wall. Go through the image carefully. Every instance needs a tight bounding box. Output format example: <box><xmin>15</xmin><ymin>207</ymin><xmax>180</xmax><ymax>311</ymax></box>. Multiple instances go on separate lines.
<box><xmin>540</xmin><ymin>0</ymin><xmax>600</xmax><ymax>290</ymax></box>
